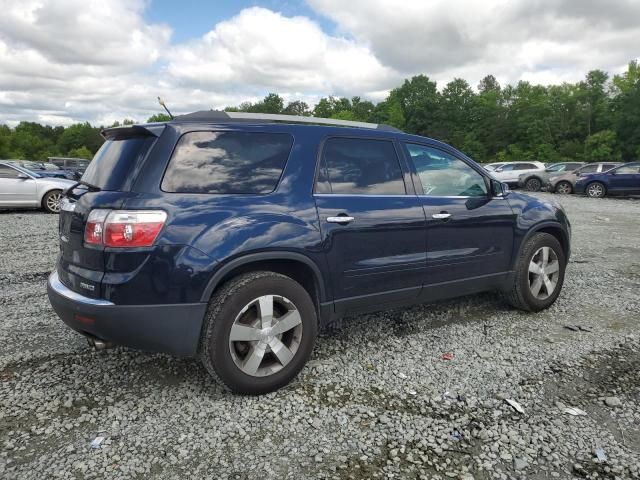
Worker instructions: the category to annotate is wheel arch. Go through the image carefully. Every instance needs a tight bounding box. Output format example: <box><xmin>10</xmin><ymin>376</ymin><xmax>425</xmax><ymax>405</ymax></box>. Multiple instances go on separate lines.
<box><xmin>200</xmin><ymin>252</ymin><xmax>327</xmax><ymax>315</ymax></box>
<box><xmin>512</xmin><ymin>222</ymin><xmax>570</xmax><ymax>270</ymax></box>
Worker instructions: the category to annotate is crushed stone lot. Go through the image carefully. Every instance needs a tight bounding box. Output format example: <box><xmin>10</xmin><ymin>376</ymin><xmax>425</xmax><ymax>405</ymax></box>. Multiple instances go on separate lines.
<box><xmin>1</xmin><ymin>193</ymin><xmax>639</xmax><ymax>480</ymax></box>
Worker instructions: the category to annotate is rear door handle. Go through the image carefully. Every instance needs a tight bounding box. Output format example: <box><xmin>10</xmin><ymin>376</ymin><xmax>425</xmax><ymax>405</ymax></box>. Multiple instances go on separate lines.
<box><xmin>327</xmin><ymin>215</ymin><xmax>355</xmax><ymax>224</ymax></box>
<box><xmin>432</xmin><ymin>213</ymin><xmax>452</xmax><ymax>220</ymax></box>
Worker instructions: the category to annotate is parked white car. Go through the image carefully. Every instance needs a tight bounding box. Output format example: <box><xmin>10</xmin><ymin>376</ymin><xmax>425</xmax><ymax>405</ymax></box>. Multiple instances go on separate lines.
<box><xmin>490</xmin><ymin>161</ymin><xmax>546</xmax><ymax>185</ymax></box>
<box><xmin>0</xmin><ymin>161</ymin><xmax>76</xmax><ymax>213</ymax></box>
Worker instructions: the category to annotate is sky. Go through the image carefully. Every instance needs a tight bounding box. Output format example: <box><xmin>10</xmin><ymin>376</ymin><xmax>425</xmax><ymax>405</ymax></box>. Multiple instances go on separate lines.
<box><xmin>0</xmin><ymin>0</ymin><xmax>638</xmax><ymax>126</ymax></box>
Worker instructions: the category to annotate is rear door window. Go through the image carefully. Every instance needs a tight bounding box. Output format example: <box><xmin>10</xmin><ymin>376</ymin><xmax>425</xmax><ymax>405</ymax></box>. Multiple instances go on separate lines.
<box><xmin>580</xmin><ymin>164</ymin><xmax>599</xmax><ymax>173</ymax></box>
<box><xmin>82</xmin><ymin>136</ymin><xmax>155</xmax><ymax>191</ymax></box>
<box><xmin>162</xmin><ymin>131</ymin><xmax>293</xmax><ymax>194</ymax></box>
<box><xmin>316</xmin><ymin>137</ymin><xmax>405</xmax><ymax>195</ymax></box>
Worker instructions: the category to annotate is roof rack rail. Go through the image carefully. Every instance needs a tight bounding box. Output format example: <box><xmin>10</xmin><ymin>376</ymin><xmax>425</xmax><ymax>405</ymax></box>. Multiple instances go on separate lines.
<box><xmin>172</xmin><ymin>110</ymin><xmax>402</xmax><ymax>132</ymax></box>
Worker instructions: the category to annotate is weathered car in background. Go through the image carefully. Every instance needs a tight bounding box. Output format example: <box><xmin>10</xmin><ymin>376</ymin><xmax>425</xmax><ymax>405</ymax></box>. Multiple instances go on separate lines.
<box><xmin>48</xmin><ymin>157</ymin><xmax>91</xmax><ymax>179</ymax></box>
<box><xmin>517</xmin><ymin>162</ymin><xmax>585</xmax><ymax>191</ymax></box>
<box><xmin>0</xmin><ymin>161</ymin><xmax>76</xmax><ymax>213</ymax></box>
<box><xmin>491</xmin><ymin>161</ymin><xmax>546</xmax><ymax>186</ymax></box>
<box><xmin>546</xmin><ymin>162</ymin><xmax>622</xmax><ymax>194</ymax></box>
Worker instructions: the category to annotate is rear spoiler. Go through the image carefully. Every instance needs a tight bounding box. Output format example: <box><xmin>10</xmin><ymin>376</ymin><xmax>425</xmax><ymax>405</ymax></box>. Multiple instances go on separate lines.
<box><xmin>101</xmin><ymin>124</ymin><xmax>165</xmax><ymax>140</ymax></box>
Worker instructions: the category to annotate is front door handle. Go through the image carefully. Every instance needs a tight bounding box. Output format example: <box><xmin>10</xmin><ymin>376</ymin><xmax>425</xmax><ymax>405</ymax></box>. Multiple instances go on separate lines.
<box><xmin>432</xmin><ymin>212</ymin><xmax>452</xmax><ymax>220</ymax></box>
<box><xmin>327</xmin><ymin>215</ymin><xmax>355</xmax><ymax>224</ymax></box>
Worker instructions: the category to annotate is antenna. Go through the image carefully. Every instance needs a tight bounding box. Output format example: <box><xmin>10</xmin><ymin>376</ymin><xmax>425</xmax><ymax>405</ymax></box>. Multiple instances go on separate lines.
<box><xmin>157</xmin><ymin>96</ymin><xmax>174</xmax><ymax>119</ymax></box>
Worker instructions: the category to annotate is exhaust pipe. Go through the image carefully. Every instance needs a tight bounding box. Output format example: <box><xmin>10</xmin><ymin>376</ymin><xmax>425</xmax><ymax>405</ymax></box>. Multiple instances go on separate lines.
<box><xmin>85</xmin><ymin>335</ymin><xmax>114</xmax><ymax>351</ymax></box>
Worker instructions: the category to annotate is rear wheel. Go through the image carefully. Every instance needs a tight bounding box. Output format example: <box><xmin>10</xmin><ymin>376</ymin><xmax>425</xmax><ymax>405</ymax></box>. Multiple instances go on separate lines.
<box><xmin>42</xmin><ymin>190</ymin><xmax>63</xmax><ymax>213</ymax></box>
<box><xmin>586</xmin><ymin>182</ymin><xmax>606</xmax><ymax>198</ymax></box>
<box><xmin>525</xmin><ymin>177</ymin><xmax>542</xmax><ymax>192</ymax></box>
<box><xmin>200</xmin><ymin>271</ymin><xmax>317</xmax><ymax>394</ymax></box>
<box><xmin>504</xmin><ymin>233</ymin><xmax>566</xmax><ymax>312</ymax></box>
<box><xmin>555</xmin><ymin>181</ymin><xmax>573</xmax><ymax>195</ymax></box>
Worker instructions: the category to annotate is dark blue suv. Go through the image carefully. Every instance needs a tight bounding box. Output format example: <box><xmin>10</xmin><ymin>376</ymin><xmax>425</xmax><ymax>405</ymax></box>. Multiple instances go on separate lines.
<box><xmin>574</xmin><ymin>162</ymin><xmax>640</xmax><ymax>198</ymax></box>
<box><xmin>47</xmin><ymin>111</ymin><xmax>571</xmax><ymax>394</ymax></box>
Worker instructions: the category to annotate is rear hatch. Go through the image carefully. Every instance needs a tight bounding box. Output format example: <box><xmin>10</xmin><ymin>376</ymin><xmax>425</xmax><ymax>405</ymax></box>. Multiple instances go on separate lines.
<box><xmin>57</xmin><ymin>126</ymin><xmax>162</xmax><ymax>298</ymax></box>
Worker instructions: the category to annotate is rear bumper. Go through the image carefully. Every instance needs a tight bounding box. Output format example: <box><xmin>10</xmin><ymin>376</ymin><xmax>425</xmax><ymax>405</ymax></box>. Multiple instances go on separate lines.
<box><xmin>47</xmin><ymin>271</ymin><xmax>207</xmax><ymax>357</ymax></box>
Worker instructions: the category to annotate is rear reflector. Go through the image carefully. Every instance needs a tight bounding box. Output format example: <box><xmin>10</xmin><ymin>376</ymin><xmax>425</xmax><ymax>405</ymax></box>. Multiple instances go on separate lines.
<box><xmin>84</xmin><ymin>210</ymin><xmax>167</xmax><ymax>248</ymax></box>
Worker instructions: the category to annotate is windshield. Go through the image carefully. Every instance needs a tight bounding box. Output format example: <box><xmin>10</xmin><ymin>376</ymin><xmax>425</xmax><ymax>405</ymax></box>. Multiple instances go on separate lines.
<box><xmin>545</xmin><ymin>164</ymin><xmax>564</xmax><ymax>172</ymax></box>
<box><xmin>81</xmin><ymin>136</ymin><xmax>156</xmax><ymax>190</ymax></box>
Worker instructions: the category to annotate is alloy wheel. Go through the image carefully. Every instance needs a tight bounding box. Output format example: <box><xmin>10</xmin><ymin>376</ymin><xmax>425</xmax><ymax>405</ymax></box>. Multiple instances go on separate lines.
<box><xmin>556</xmin><ymin>182</ymin><xmax>572</xmax><ymax>194</ymax></box>
<box><xmin>525</xmin><ymin>178</ymin><xmax>541</xmax><ymax>191</ymax></box>
<box><xmin>46</xmin><ymin>192</ymin><xmax>63</xmax><ymax>212</ymax></box>
<box><xmin>228</xmin><ymin>295</ymin><xmax>303</xmax><ymax>377</ymax></box>
<box><xmin>528</xmin><ymin>246</ymin><xmax>560</xmax><ymax>300</ymax></box>
<box><xmin>586</xmin><ymin>183</ymin><xmax>605</xmax><ymax>198</ymax></box>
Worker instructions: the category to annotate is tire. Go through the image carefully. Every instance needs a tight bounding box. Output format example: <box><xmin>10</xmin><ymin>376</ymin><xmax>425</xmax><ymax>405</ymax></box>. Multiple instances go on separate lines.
<box><xmin>42</xmin><ymin>190</ymin><xmax>63</xmax><ymax>213</ymax></box>
<box><xmin>525</xmin><ymin>177</ymin><xmax>542</xmax><ymax>192</ymax></box>
<box><xmin>200</xmin><ymin>271</ymin><xmax>317</xmax><ymax>394</ymax></box>
<box><xmin>504</xmin><ymin>233</ymin><xmax>566</xmax><ymax>312</ymax></box>
<box><xmin>585</xmin><ymin>181</ymin><xmax>606</xmax><ymax>198</ymax></box>
<box><xmin>555</xmin><ymin>181</ymin><xmax>573</xmax><ymax>195</ymax></box>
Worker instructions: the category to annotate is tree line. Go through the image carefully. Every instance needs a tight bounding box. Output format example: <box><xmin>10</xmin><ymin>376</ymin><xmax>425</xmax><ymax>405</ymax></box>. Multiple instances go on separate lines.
<box><xmin>1</xmin><ymin>61</ymin><xmax>638</xmax><ymax>163</ymax></box>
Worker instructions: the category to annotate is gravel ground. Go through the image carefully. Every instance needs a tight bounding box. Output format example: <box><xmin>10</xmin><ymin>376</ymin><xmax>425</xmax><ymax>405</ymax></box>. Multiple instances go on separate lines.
<box><xmin>1</xmin><ymin>193</ymin><xmax>639</xmax><ymax>480</ymax></box>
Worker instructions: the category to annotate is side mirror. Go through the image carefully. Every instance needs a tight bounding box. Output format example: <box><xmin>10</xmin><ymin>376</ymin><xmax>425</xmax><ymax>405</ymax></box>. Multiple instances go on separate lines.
<box><xmin>491</xmin><ymin>179</ymin><xmax>510</xmax><ymax>197</ymax></box>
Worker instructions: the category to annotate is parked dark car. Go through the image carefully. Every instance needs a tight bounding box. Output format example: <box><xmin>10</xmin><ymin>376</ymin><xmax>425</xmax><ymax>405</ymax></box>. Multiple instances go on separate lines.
<box><xmin>48</xmin><ymin>157</ymin><xmax>91</xmax><ymax>179</ymax></box>
<box><xmin>517</xmin><ymin>162</ymin><xmax>585</xmax><ymax>191</ymax></box>
<box><xmin>47</xmin><ymin>112</ymin><xmax>571</xmax><ymax>394</ymax></box>
<box><xmin>574</xmin><ymin>162</ymin><xmax>640</xmax><ymax>198</ymax></box>
<box><xmin>4</xmin><ymin>160</ymin><xmax>77</xmax><ymax>180</ymax></box>
<box><xmin>545</xmin><ymin>162</ymin><xmax>621</xmax><ymax>194</ymax></box>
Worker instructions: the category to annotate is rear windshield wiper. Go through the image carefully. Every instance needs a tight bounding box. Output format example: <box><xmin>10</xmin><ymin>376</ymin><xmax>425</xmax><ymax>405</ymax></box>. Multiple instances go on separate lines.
<box><xmin>65</xmin><ymin>180</ymin><xmax>102</xmax><ymax>199</ymax></box>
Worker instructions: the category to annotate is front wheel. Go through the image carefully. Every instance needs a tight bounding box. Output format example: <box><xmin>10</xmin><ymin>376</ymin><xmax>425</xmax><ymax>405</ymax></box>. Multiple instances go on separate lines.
<box><xmin>504</xmin><ymin>233</ymin><xmax>566</xmax><ymax>312</ymax></box>
<box><xmin>586</xmin><ymin>182</ymin><xmax>606</xmax><ymax>198</ymax></box>
<box><xmin>42</xmin><ymin>190</ymin><xmax>63</xmax><ymax>213</ymax></box>
<box><xmin>200</xmin><ymin>271</ymin><xmax>317</xmax><ymax>394</ymax></box>
<box><xmin>525</xmin><ymin>177</ymin><xmax>542</xmax><ymax>192</ymax></box>
<box><xmin>555</xmin><ymin>181</ymin><xmax>573</xmax><ymax>195</ymax></box>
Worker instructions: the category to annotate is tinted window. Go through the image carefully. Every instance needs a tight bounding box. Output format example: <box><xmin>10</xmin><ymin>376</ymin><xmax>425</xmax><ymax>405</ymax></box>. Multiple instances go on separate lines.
<box><xmin>517</xmin><ymin>163</ymin><xmax>537</xmax><ymax>170</ymax></box>
<box><xmin>614</xmin><ymin>165</ymin><xmax>640</xmax><ymax>174</ymax></box>
<box><xmin>404</xmin><ymin>144</ymin><xmax>487</xmax><ymax>197</ymax></box>
<box><xmin>319</xmin><ymin>138</ymin><xmax>405</xmax><ymax>195</ymax></box>
<box><xmin>0</xmin><ymin>165</ymin><xmax>20</xmax><ymax>179</ymax></box>
<box><xmin>498</xmin><ymin>164</ymin><xmax>515</xmax><ymax>171</ymax></box>
<box><xmin>566</xmin><ymin>163</ymin><xmax>583</xmax><ymax>170</ymax></box>
<box><xmin>162</xmin><ymin>132</ymin><xmax>292</xmax><ymax>194</ymax></box>
<box><xmin>546</xmin><ymin>164</ymin><xmax>564</xmax><ymax>172</ymax></box>
<box><xmin>580</xmin><ymin>164</ymin><xmax>599</xmax><ymax>173</ymax></box>
<box><xmin>83</xmin><ymin>136</ymin><xmax>155</xmax><ymax>190</ymax></box>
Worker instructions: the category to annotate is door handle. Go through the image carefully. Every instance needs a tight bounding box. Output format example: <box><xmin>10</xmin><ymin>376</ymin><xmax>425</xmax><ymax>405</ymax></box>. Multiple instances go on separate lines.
<box><xmin>432</xmin><ymin>212</ymin><xmax>452</xmax><ymax>220</ymax></box>
<box><xmin>327</xmin><ymin>215</ymin><xmax>355</xmax><ymax>224</ymax></box>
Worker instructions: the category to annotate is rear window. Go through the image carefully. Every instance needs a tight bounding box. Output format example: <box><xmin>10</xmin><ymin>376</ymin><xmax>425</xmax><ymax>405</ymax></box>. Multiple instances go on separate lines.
<box><xmin>162</xmin><ymin>131</ymin><xmax>293</xmax><ymax>194</ymax></box>
<box><xmin>82</xmin><ymin>136</ymin><xmax>155</xmax><ymax>190</ymax></box>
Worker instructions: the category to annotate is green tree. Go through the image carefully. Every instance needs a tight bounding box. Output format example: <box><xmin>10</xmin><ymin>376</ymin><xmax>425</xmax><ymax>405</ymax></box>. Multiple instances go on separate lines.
<box><xmin>68</xmin><ymin>146</ymin><xmax>93</xmax><ymax>159</ymax></box>
<box><xmin>57</xmin><ymin>122</ymin><xmax>103</xmax><ymax>155</ymax></box>
<box><xmin>282</xmin><ymin>101</ymin><xmax>310</xmax><ymax>116</ymax></box>
<box><xmin>584</xmin><ymin>130</ymin><xmax>620</xmax><ymax>161</ymax></box>
<box><xmin>147</xmin><ymin>113</ymin><xmax>172</xmax><ymax>122</ymax></box>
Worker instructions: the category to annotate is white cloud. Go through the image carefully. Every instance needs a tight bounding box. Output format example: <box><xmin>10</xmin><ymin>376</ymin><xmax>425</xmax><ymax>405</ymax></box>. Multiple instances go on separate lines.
<box><xmin>306</xmin><ymin>0</ymin><xmax>640</xmax><ymax>87</ymax></box>
<box><xmin>165</xmin><ymin>7</ymin><xmax>397</xmax><ymax>96</ymax></box>
<box><xmin>0</xmin><ymin>0</ymin><xmax>638</xmax><ymax>125</ymax></box>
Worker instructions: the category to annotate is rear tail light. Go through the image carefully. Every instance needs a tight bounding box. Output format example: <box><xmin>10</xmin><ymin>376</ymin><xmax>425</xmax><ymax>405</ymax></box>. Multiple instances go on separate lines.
<box><xmin>84</xmin><ymin>210</ymin><xmax>167</xmax><ymax>248</ymax></box>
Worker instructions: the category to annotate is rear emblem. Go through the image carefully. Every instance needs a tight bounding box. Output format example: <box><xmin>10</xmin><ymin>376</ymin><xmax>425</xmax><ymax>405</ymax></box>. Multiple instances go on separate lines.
<box><xmin>80</xmin><ymin>282</ymin><xmax>95</xmax><ymax>292</ymax></box>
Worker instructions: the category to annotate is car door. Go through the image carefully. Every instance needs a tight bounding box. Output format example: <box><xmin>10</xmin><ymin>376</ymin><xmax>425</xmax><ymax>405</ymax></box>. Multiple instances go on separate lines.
<box><xmin>313</xmin><ymin>136</ymin><xmax>427</xmax><ymax>312</ymax></box>
<box><xmin>401</xmin><ymin>143</ymin><xmax>515</xmax><ymax>288</ymax></box>
<box><xmin>608</xmin><ymin>164</ymin><xmax>640</xmax><ymax>193</ymax></box>
<box><xmin>0</xmin><ymin>164</ymin><xmax>38</xmax><ymax>206</ymax></box>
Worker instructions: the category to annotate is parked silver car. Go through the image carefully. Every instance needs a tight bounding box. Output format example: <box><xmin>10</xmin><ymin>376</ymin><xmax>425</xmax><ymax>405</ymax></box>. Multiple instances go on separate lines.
<box><xmin>0</xmin><ymin>161</ymin><xmax>76</xmax><ymax>213</ymax></box>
